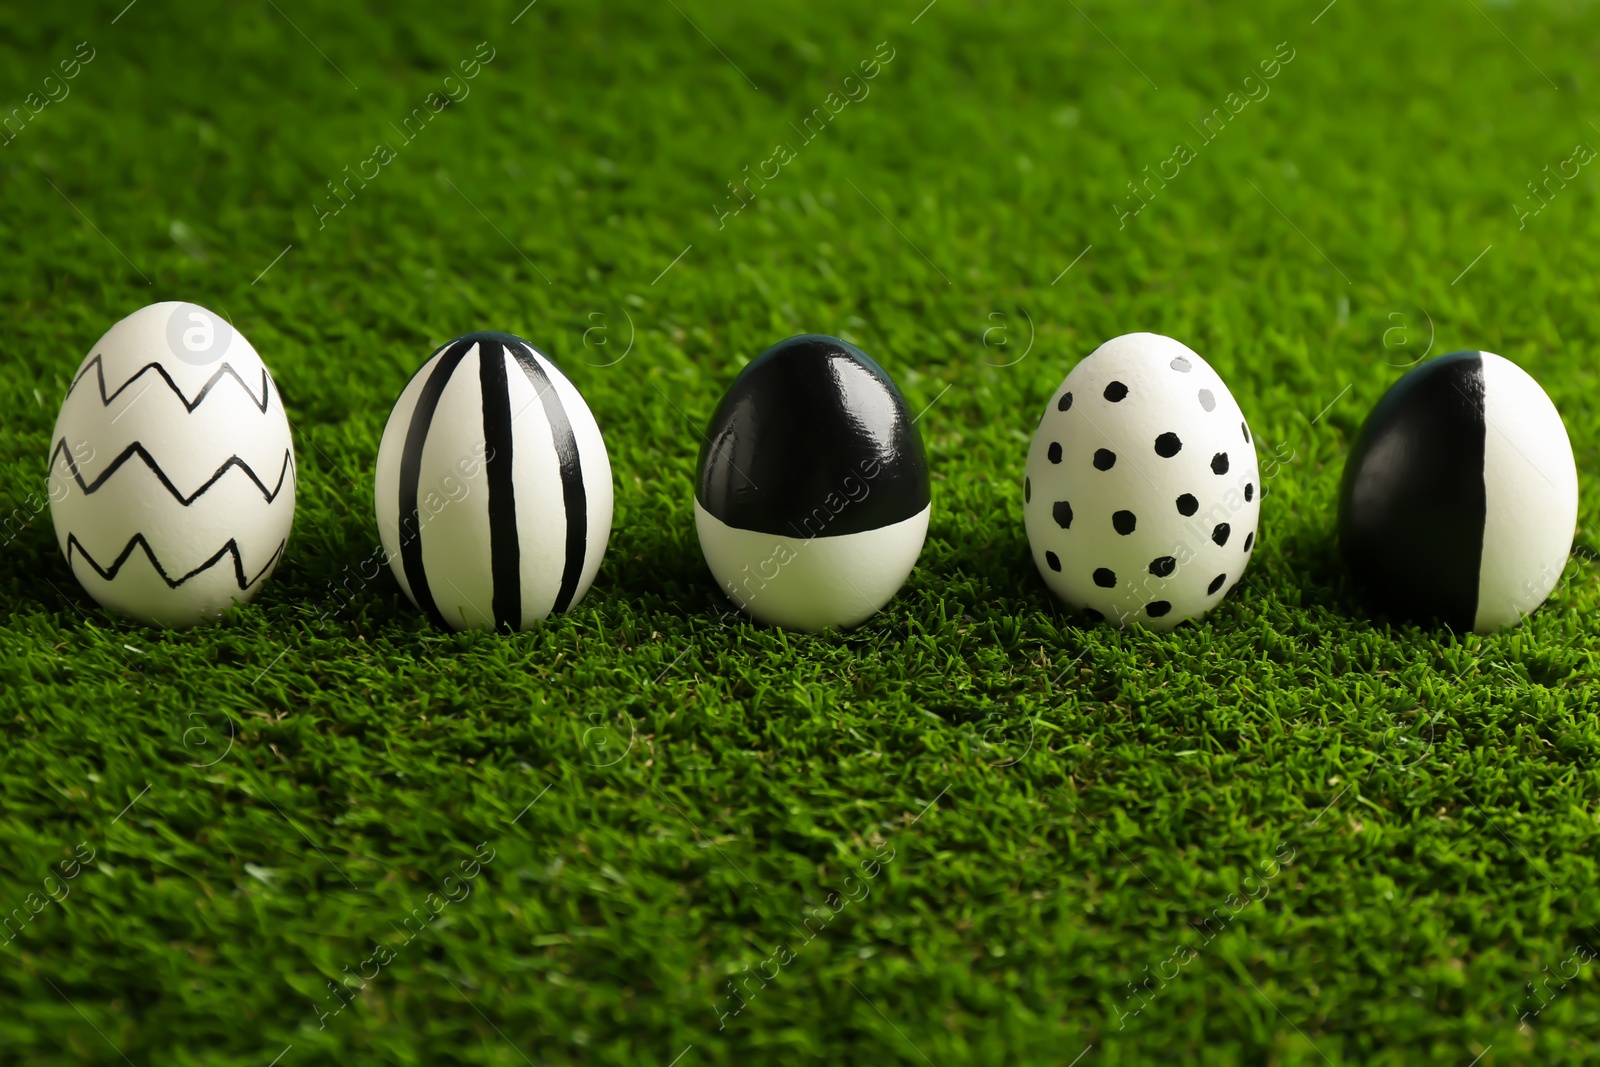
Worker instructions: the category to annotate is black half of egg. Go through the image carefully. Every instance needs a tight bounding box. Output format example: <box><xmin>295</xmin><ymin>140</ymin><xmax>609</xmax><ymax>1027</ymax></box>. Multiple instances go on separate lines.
<box><xmin>695</xmin><ymin>334</ymin><xmax>930</xmax><ymax>537</ymax></box>
<box><xmin>1338</xmin><ymin>351</ymin><xmax>1487</xmax><ymax>628</ymax></box>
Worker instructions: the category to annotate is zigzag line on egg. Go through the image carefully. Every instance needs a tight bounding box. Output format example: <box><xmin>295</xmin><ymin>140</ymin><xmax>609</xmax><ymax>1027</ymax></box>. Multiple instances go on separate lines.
<box><xmin>50</xmin><ymin>439</ymin><xmax>294</xmax><ymax>504</ymax></box>
<box><xmin>66</xmin><ymin>533</ymin><xmax>286</xmax><ymax>590</ymax></box>
<box><xmin>65</xmin><ymin>354</ymin><xmax>272</xmax><ymax>413</ymax></box>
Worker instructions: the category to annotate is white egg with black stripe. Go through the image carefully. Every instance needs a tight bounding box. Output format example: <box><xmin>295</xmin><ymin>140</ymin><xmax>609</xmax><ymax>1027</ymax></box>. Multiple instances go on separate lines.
<box><xmin>1024</xmin><ymin>332</ymin><xmax>1261</xmax><ymax>630</ymax></box>
<box><xmin>374</xmin><ymin>331</ymin><xmax>613</xmax><ymax>632</ymax></box>
<box><xmin>1339</xmin><ymin>350</ymin><xmax>1578</xmax><ymax>632</ymax></box>
<box><xmin>695</xmin><ymin>334</ymin><xmax>931</xmax><ymax>631</ymax></box>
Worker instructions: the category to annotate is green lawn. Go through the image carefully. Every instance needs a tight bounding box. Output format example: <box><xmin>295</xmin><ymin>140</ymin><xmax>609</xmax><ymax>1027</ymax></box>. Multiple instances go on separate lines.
<box><xmin>3</xmin><ymin>0</ymin><xmax>1599</xmax><ymax>1063</ymax></box>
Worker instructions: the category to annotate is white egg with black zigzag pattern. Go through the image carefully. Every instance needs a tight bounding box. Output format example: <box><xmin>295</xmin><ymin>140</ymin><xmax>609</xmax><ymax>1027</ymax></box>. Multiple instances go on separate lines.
<box><xmin>48</xmin><ymin>301</ymin><xmax>297</xmax><ymax>628</ymax></box>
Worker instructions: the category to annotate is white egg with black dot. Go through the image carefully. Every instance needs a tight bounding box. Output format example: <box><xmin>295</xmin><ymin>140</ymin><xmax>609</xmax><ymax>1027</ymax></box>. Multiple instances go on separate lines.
<box><xmin>1023</xmin><ymin>332</ymin><xmax>1260</xmax><ymax>629</ymax></box>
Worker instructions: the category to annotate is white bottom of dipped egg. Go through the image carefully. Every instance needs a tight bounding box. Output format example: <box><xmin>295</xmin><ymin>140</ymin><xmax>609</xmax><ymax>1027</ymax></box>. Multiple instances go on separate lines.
<box><xmin>694</xmin><ymin>501</ymin><xmax>929</xmax><ymax>631</ymax></box>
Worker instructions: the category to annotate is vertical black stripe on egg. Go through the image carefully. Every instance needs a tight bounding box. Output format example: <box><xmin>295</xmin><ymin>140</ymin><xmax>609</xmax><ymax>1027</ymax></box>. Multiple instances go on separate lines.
<box><xmin>478</xmin><ymin>337</ymin><xmax>523</xmax><ymax>631</ymax></box>
<box><xmin>397</xmin><ymin>337</ymin><xmax>473</xmax><ymax>629</ymax></box>
<box><xmin>1337</xmin><ymin>350</ymin><xmax>1488</xmax><ymax>629</ymax></box>
<box><xmin>506</xmin><ymin>342</ymin><xmax>588</xmax><ymax>614</ymax></box>
<box><xmin>381</xmin><ymin>331</ymin><xmax>608</xmax><ymax>632</ymax></box>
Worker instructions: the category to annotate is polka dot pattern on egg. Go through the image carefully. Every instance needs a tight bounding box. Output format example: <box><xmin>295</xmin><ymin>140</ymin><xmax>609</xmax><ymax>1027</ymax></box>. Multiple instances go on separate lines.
<box><xmin>1023</xmin><ymin>332</ymin><xmax>1262</xmax><ymax>630</ymax></box>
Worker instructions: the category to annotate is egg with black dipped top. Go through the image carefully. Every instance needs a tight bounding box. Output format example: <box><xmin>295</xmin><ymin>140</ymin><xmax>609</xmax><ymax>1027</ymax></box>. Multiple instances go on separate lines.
<box><xmin>1338</xmin><ymin>350</ymin><xmax>1577</xmax><ymax>632</ymax></box>
<box><xmin>1024</xmin><ymin>332</ymin><xmax>1261</xmax><ymax>629</ymax></box>
<box><xmin>695</xmin><ymin>334</ymin><xmax>931</xmax><ymax>631</ymax></box>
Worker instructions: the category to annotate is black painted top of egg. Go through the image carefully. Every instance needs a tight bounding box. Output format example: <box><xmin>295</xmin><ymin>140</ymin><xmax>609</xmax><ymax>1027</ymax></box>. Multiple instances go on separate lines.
<box><xmin>696</xmin><ymin>335</ymin><xmax>930</xmax><ymax>537</ymax></box>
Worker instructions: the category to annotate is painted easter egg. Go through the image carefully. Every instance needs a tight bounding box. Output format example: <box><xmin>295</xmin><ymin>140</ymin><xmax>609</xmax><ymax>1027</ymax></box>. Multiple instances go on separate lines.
<box><xmin>374</xmin><ymin>331</ymin><xmax>613</xmax><ymax>632</ymax></box>
<box><xmin>694</xmin><ymin>334</ymin><xmax>930</xmax><ymax>631</ymax></box>
<box><xmin>1339</xmin><ymin>350</ymin><xmax>1578</xmax><ymax>631</ymax></box>
<box><xmin>1024</xmin><ymin>332</ymin><xmax>1260</xmax><ymax>629</ymax></box>
<box><xmin>48</xmin><ymin>301</ymin><xmax>297</xmax><ymax>627</ymax></box>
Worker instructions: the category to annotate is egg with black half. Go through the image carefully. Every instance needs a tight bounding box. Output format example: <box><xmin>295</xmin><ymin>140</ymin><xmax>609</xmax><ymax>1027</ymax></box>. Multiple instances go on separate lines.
<box><xmin>1338</xmin><ymin>350</ymin><xmax>1578</xmax><ymax>632</ymax></box>
<box><xmin>694</xmin><ymin>334</ymin><xmax>931</xmax><ymax>631</ymax></box>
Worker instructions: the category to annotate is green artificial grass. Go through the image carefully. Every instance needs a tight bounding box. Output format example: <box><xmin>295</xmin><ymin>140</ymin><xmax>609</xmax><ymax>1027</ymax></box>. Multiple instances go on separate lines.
<box><xmin>3</xmin><ymin>0</ymin><xmax>1600</xmax><ymax>1063</ymax></box>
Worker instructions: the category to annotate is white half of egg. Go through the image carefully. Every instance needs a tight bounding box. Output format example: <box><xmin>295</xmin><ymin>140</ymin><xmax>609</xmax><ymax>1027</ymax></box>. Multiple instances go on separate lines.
<box><xmin>694</xmin><ymin>501</ymin><xmax>929</xmax><ymax>631</ymax></box>
<box><xmin>1475</xmin><ymin>351</ymin><xmax>1579</xmax><ymax>630</ymax></box>
<box><xmin>48</xmin><ymin>301</ymin><xmax>297</xmax><ymax>627</ymax></box>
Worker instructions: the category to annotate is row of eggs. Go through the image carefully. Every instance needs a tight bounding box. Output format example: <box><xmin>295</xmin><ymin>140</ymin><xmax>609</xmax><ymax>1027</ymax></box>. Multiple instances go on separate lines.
<box><xmin>48</xmin><ymin>302</ymin><xmax>1579</xmax><ymax>634</ymax></box>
